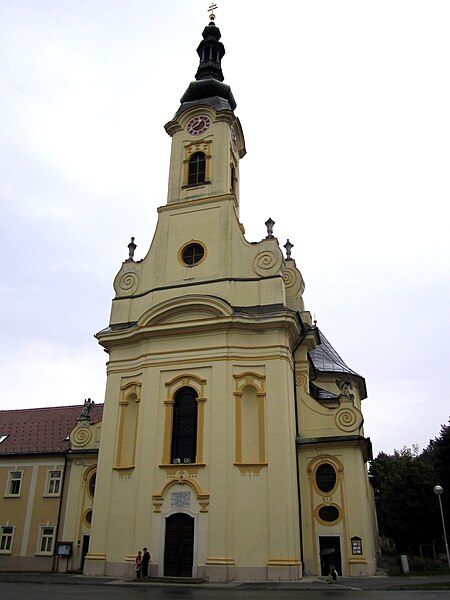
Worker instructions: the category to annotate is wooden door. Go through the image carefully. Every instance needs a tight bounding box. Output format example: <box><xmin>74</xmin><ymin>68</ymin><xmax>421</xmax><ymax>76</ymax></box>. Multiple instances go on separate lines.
<box><xmin>164</xmin><ymin>513</ymin><xmax>194</xmax><ymax>577</ymax></box>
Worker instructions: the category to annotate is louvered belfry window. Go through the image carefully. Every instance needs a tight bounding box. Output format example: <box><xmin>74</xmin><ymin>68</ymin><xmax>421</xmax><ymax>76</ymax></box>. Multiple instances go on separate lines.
<box><xmin>171</xmin><ymin>387</ymin><xmax>198</xmax><ymax>464</ymax></box>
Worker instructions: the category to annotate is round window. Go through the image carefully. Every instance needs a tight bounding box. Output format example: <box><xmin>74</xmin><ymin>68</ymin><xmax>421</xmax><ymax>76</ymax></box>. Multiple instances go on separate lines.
<box><xmin>318</xmin><ymin>505</ymin><xmax>340</xmax><ymax>523</ymax></box>
<box><xmin>181</xmin><ymin>242</ymin><xmax>205</xmax><ymax>266</ymax></box>
<box><xmin>316</xmin><ymin>463</ymin><xmax>337</xmax><ymax>493</ymax></box>
<box><xmin>85</xmin><ymin>509</ymin><xmax>93</xmax><ymax>525</ymax></box>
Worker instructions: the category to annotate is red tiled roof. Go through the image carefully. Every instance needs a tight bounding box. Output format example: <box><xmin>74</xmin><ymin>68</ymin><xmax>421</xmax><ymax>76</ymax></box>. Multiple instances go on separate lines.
<box><xmin>0</xmin><ymin>404</ymin><xmax>103</xmax><ymax>455</ymax></box>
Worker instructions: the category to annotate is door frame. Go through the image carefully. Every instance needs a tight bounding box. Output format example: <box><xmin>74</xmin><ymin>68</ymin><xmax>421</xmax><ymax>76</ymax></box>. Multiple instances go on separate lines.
<box><xmin>159</xmin><ymin>510</ymin><xmax>198</xmax><ymax>578</ymax></box>
<box><xmin>80</xmin><ymin>535</ymin><xmax>90</xmax><ymax>572</ymax></box>
<box><xmin>317</xmin><ymin>534</ymin><xmax>343</xmax><ymax>576</ymax></box>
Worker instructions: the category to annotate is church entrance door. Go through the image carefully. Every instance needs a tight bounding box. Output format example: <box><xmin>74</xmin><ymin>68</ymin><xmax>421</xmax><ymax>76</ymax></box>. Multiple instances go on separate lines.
<box><xmin>164</xmin><ymin>513</ymin><xmax>194</xmax><ymax>577</ymax></box>
<box><xmin>319</xmin><ymin>536</ymin><xmax>342</xmax><ymax>576</ymax></box>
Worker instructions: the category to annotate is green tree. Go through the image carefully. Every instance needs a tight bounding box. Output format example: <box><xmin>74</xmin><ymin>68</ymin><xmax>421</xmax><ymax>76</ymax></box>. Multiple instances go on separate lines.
<box><xmin>424</xmin><ymin>419</ymin><xmax>450</xmax><ymax>541</ymax></box>
<box><xmin>369</xmin><ymin>446</ymin><xmax>437</xmax><ymax>552</ymax></box>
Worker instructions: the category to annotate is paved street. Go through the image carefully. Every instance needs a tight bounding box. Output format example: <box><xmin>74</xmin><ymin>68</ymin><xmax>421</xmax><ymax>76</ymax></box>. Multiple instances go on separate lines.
<box><xmin>1</xmin><ymin>582</ymin><xmax>450</xmax><ymax>600</ymax></box>
<box><xmin>1</xmin><ymin>572</ymin><xmax>450</xmax><ymax>600</ymax></box>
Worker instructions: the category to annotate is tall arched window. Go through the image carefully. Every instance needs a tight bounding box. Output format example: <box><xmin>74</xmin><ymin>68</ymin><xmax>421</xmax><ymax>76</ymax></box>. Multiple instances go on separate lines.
<box><xmin>171</xmin><ymin>387</ymin><xmax>198</xmax><ymax>464</ymax></box>
<box><xmin>188</xmin><ymin>152</ymin><xmax>206</xmax><ymax>185</ymax></box>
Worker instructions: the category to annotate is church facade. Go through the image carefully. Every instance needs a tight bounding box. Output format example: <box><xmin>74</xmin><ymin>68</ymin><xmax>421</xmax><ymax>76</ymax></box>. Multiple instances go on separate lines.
<box><xmin>0</xmin><ymin>16</ymin><xmax>378</xmax><ymax>580</ymax></box>
<box><xmin>83</xmin><ymin>16</ymin><xmax>378</xmax><ymax>580</ymax></box>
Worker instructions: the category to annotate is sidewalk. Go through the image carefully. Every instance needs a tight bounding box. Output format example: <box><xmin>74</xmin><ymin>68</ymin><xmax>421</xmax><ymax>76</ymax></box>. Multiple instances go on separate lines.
<box><xmin>1</xmin><ymin>570</ymin><xmax>450</xmax><ymax>591</ymax></box>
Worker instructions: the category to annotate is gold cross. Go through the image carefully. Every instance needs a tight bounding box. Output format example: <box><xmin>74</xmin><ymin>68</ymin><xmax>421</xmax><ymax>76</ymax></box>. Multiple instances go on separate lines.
<box><xmin>208</xmin><ymin>3</ymin><xmax>218</xmax><ymax>21</ymax></box>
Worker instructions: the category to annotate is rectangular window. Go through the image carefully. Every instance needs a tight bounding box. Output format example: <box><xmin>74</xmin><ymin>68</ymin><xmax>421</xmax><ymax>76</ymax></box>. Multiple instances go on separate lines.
<box><xmin>38</xmin><ymin>526</ymin><xmax>55</xmax><ymax>555</ymax></box>
<box><xmin>7</xmin><ymin>471</ymin><xmax>22</xmax><ymax>496</ymax></box>
<box><xmin>47</xmin><ymin>470</ymin><xmax>62</xmax><ymax>496</ymax></box>
<box><xmin>0</xmin><ymin>526</ymin><xmax>14</xmax><ymax>553</ymax></box>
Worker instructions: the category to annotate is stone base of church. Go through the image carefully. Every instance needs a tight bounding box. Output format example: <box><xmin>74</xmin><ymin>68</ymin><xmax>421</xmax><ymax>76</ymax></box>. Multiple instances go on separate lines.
<box><xmin>83</xmin><ymin>560</ymin><xmax>302</xmax><ymax>582</ymax></box>
<box><xmin>348</xmin><ymin>557</ymin><xmax>377</xmax><ymax>576</ymax></box>
<box><xmin>83</xmin><ymin>555</ymin><xmax>106</xmax><ymax>576</ymax></box>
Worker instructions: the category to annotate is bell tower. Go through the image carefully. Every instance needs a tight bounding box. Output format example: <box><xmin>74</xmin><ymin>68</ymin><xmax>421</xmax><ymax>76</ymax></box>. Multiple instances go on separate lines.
<box><xmin>164</xmin><ymin>12</ymin><xmax>245</xmax><ymax>211</ymax></box>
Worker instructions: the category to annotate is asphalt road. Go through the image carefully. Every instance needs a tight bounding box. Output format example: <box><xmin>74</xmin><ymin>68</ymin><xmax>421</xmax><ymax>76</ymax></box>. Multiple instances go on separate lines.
<box><xmin>1</xmin><ymin>582</ymin><xmax>450</xmax><ymax>600</ymax></box>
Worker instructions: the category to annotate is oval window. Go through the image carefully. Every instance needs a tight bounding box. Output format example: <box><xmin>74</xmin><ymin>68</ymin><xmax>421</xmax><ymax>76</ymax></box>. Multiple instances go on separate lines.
<box><xmin>316</xmin><ymin>463</ymin><xmax>337</xmax><ymax>493</ymax></box>
<box><xmin>181</xmin><ymin>243</ymin><xmax>205</xmax><ymax>266</ymax></box>
<box><xmin>318</xmin><ymin>505</ymin><xmax>340</xmax><ymax>523</ymax></box>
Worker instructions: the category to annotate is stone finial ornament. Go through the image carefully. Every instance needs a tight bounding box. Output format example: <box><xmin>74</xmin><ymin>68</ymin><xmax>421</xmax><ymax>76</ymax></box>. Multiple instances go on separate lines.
<box><xmin>284</xmin><ymin>239</ymin><xmax>294</xmax><ymax>260</ymax></box>
<box><xmin>127</xmin><ymin>237</ymin><xmax>137</xmax><ymax>260</ymax></box>
<box><xmin>265</xmin><ymin>218</ymin><xmax>275</xmax><ymax>238</ymax></box>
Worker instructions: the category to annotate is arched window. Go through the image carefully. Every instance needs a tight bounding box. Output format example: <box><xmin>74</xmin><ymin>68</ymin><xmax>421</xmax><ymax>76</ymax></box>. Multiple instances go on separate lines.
<box><xmin>188</xmin><ymin>152</ymin><xmax>206</xmax><ymax>185</ymax></box>
<box><xmin>171</xmin><ymin>387</ymin><xmax>198</xmax><ymax>464</ymax></box>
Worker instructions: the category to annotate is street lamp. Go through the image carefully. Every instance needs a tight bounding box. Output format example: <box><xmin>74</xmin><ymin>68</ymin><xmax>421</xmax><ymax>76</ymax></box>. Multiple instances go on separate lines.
<box><xmin>434</xmin><ymin>485</ymin><xmax>450</xmax><ymax>568</ymax></box>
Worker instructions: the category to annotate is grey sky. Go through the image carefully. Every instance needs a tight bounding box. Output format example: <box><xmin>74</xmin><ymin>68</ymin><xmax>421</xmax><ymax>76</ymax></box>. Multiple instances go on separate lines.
<box><xmin>1</xmin><ymin>1</ymin><xmax>449</xmax><ymax>455</ymax></box>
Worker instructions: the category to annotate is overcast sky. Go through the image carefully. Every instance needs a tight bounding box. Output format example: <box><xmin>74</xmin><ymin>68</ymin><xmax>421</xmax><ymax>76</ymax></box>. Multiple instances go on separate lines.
<box><xmin>1</xmin><ymin>1</ymin><xmax>449</xmax><ymax>456</ymax></box>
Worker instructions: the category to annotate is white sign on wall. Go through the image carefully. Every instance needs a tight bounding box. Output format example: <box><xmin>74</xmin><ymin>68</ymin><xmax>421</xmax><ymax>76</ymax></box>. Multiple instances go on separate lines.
<box><xmin>171</xmin><ymin>491</ymin><xmax>191</xmax><ymax>509</ymax></box>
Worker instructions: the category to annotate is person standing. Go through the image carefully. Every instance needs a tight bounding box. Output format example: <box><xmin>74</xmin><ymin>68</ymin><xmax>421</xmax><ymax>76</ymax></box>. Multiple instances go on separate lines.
<box><xmin>327</xmin><ymin>562</ymin><xmax>337</xmax><ymax>584</ymax></box>
<box><xmin>135</xmin><ymin>550</ymin><xmax>142</xmax><ymax>579</ymax></box>
<box><xmin>142</xmin><ymin>547</ymin><xmax>151</xmax><ymax>579</ymax></box>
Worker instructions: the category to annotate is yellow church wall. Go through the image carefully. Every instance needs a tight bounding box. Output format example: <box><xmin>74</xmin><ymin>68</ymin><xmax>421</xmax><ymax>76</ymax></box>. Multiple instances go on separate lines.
<box><xmin>86</xmin><ymin>313</ymin><xmax>302</xmax><ymax>580</ymax></box>
<box><xmin>298</xmin><ymin>444</ymin><xmax>376</xmax><ymax>576</ymax></box>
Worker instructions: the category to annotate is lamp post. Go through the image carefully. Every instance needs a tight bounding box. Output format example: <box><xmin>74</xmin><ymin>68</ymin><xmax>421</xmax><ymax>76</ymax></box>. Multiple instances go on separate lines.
<box><xmin>434</xmin><ymin>485</ymin><xmax>450</xmax><ymax>568</ymax></box>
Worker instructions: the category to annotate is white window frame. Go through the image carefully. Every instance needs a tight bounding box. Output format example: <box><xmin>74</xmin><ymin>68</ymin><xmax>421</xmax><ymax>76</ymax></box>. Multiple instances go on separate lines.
<box><xmin>37</xmin><ymin>525</ymin><xmax>55</xmax><ymax>556</ymax></box>
<box><xmin>45</xmin><ymin>469</ymin><xmax>62</xmax><ymax>496</ymax></box>
<box><xmin>5</xmin><ymin>470</ymin><xmax>22</xmax><ymax>497</ymax></box>
<box><xmin>0</xmin><ymin>525</ymin><xmax>14</xmax><ymax>554</ymax></box>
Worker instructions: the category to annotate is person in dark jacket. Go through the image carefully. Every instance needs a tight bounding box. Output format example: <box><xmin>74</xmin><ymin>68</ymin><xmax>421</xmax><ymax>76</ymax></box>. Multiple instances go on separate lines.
<box><xmin>142</xmin><ymin>547</ymin><xmax>151</xmax><ymax>579</ymax></box>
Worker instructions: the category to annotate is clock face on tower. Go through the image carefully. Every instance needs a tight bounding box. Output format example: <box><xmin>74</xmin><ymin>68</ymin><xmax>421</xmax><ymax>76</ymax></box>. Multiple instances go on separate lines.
<box><xmin>187</xmin><ymin>115</ymin><xmax>211</xmax><ymax>136</ymax></box>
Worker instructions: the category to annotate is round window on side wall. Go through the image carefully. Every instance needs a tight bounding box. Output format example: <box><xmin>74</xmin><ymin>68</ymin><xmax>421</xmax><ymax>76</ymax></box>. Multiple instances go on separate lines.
<box><xmin>179</xmin><ymin>242</ymin><xmax>206</xmax><ymax>267</ymax></box>
<box><xmin>315</xmin><ymin>462</ymin><xmax>337</xmax><ymax>494</ymax></box>
<box><xmin>317</xmin><ymin>504</ymin><xmax>341</xmax><ymax>525</ymax></box>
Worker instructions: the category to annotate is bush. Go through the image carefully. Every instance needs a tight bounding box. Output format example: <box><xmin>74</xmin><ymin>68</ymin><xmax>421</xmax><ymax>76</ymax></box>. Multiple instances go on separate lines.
<box><xmin>409</xmin><ymin>556</ymin><xmax>442</xmax><ymax>572</ymax></box>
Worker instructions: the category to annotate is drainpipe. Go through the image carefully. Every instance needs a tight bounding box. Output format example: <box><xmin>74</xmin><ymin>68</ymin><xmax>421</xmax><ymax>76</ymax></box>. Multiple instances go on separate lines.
<box><xmin>52</xmin><ymin>452</ymin><xmax>68</xmax><ymax>572</ymax></box>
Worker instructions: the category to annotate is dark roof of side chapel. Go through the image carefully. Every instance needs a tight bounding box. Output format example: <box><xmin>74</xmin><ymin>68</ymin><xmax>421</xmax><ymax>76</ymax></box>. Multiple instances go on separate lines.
<box><xmin>0</xmin><ymin>404</ymin><xmax>103</xmax><ymax>455</ymax></box>
<box><xmin>309</xmin><ymin>329</ymin><xmax>361</xmax><ymax>377</ymax></box>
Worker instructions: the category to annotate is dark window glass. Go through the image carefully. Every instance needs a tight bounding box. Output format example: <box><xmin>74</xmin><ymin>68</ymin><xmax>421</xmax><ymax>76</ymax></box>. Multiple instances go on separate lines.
<box><xmin>188</xmin><ymin>152</ymin><xmax>206</xmax><ymax>185</ymax></box>
<box><xmin>316</xmin><ymin>463</ymin><xmax>337</xmax><ymax>493</ymax></box>
<box><xmin>88</xmin><ymin>472</ymin><xmax>96</xmax><ymax>497</ymax></box>
<box><xmin>9</xmin><ymin>471</ymin><xmax>22</xmax><ymax>495</ymax></box>
<box><xmin>85</xmin><ymin>509</ymin><xmax>93</xmax><ymax>524</ymax></box>
<box><xmin>171</xmin><ymin>387</ymin><xmax>198</xmax><ymax>464</ymax></box>
<box><xmin>182</xmin><ymin>243</ymin><xmax>204</xmax><ymax>266</ymax></box>
<box><xmin>318</xmin><ymin>505</ymin><xmax>340</xmax><ymax>523</ymax></box>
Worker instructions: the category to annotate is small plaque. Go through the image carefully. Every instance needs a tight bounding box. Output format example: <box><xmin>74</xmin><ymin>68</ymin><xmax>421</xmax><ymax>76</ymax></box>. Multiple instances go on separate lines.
<box><xmin>171</xmin><ymin>491</ymin><xmax>190</xmax><ymax>509</ymax></box>
<box><xmin>351</xmin><ymin>536</ymin><xmax>363</xmax><ymax>555</ymax></box>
